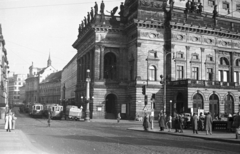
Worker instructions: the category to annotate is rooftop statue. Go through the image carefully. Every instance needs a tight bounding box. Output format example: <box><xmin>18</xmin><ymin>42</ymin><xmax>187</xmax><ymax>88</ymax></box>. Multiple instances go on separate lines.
<box><xmin>90</xmin><ymin>7</ymin><xmax>94</xmax><ymax>19</ymax></box>
<box><xmin>84</xmin><ymin>16</ymin><xmax>87</xmax><ymax>26</ymax></box>
<box><xmin>81</xmin><ymin>20</ymin><xmax>84</xmax><ymax>29</ymax></box>
<box><xmin>100</xmin><ymin>0</ymin><xmax>105</xmax><ymax>15</ymax></box>
<box><xmin>119</xmin><ymin>2</ymin><xmax>124</xmax><ymax>17</ymax></box>
<box><xmin>212</xmin><ymin>5</ymin><xmax>218</xmax><ymax>26</ymax></box>
<box><xmin>108</xmin><ymin>6</ymin><xmax>118</xmax><ymax>17</ymax></box>
<box><xmin>87</xmin><ymin>12</ymin><xmax>90</xmax><ymax>23</ymax></box>
<box><xmin>94</xmin><ymin>2</ymin><xmax>98</xmax><ymax>15</ymax></box>
<box><xmin>197</xmin><ymin>3</ymin><xmax>203</xmax><ymax>14</ymax></box>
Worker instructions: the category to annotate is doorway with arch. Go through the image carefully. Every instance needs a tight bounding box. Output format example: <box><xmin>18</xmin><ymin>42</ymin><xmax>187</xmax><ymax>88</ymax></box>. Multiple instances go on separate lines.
<box><xmin>209</xmin><ymin>94</ymin><xmax>219</xmax><ymax>117</ymax></box>
<box><xmin>105</xmin><ymin>94</ymin><xmax>117</xmax><ymax>119</ymax></box>
<box><xmin>193</xmin><ymin>93</ymin><xmax>203</xmax><ymax>114</ymax></box>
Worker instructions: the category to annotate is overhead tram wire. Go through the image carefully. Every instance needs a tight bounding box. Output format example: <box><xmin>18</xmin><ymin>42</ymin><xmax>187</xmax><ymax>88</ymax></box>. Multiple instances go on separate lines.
<box><xmin>0</xmin><ymin>0</ymin><xmax>123</xmax><ymax>10</ymax></box>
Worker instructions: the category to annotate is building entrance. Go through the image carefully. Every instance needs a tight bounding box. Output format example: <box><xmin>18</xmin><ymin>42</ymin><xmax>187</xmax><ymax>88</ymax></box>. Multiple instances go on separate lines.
<box><xmin>105</xmin><ymin>94</ymin><xmax>117</xmax><ymax>119</ymax></box>
<box><xmin>193</xmin><ymin>93</ymin><xmax>203</xmax><ymax>114</ymax></box>
<box><xmin>176</xmin><ymin>93</ymin><xmax>184</xmax><ymax>114</ymax></box>
<box><xmin>209</xmin><ymin>94</ymin><xmax>219</xmax><ymax>117</ymax></box>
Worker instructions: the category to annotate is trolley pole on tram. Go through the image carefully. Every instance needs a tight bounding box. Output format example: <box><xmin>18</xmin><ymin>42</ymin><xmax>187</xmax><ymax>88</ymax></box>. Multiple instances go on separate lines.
<box><xmin>85</xmin><ymin>69</ymin><xmax>91</xmax><ymax>122</ymax></box>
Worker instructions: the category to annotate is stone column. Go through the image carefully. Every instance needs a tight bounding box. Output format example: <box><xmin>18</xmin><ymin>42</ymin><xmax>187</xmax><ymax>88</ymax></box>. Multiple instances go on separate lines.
<box><xmin>100</xmin><ymin>45</ymin><xmax>105</xmax><ymax>80</ymax></box>
<box><xmin>186</xmin><ymin>46</ymin><xmax>191</xmax><ymax>79</ymax></box>
<box><xmin>94</xmin><ymin>45</ymin><xmax>101</xmax><ymax>80</ymax></box>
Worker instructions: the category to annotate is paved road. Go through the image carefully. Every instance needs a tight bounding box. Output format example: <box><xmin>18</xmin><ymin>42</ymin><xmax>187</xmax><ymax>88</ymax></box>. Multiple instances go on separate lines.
<box><xmin>13</xmin><ymin>107</ymin><xmax>240</xmax><ymax>154</ymax></box>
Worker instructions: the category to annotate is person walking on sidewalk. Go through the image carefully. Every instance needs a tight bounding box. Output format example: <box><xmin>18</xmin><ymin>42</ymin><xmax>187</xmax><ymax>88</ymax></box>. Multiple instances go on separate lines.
<box><xmin>192</xmin><ymin>113</ymin><xmax>198</xmax><ymax>134</ymax></box>
<box><xmin>12</xmin><ymin>112</ymin><xmax>17</xmax><ymax>130</ymax></box>
<box><xmin>117</xmin><ymin>112</ymin><xmax>121</xmax><ymax>123</ymax></box>
<box><xmin>5</xmin><ymin>110</ymin><xmax>13</xmax><ymax>132</ymax></box>
<box><xmin>158</xmin><ymin>113</ymin><xmax>166</xmax><ymax>131</ymax></box>
<box><xmin>47</xmin><ymin>110</ymin><xmax>51</xmax><ymax>127</ymax></box>
<box><xmin>205</xmin><ymin>112</ymin><xmax>213</xmax><ymax>135</ymax></box>
<box><xmin>166</xmin><ymin>113</ymin><xmax>172</xmax><ymax>132</ymax></box>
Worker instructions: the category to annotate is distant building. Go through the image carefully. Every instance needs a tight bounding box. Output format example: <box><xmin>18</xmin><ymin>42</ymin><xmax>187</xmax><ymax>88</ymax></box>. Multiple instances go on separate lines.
<box><xmin>19</xmin><ymin>85</ymin><xmax>26</xmax><ymax>104</ymax></box>
<box><xmin>61</xmin><ymin>54</ymin><xmax>77</xmax><ymax>106</ymax></box>
<box><xmin>25</xmin><ymin>54</ymin><xmax>57</xmax><ymax>104</ymax></box>
<box><xmin>8</xmin><ymin>73</ymin><xmax>27</xmax><ymax>107</ymax></box>
<box><xmin>0</xmin><ymin>24</ymin><xmax>9</xmax><ymax>116</ymax></box>
<box><xmin>39</xmin><ymin>71</ymin><xmax>61</xmax><ymax>105</ymax></box>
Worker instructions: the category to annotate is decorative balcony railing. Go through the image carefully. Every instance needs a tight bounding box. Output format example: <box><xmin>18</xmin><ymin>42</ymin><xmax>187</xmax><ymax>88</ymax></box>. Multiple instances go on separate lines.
<box><xmin>167</xmin><ymin>79</ymin><xmax>239</xmax><ymax>89</ymax></box>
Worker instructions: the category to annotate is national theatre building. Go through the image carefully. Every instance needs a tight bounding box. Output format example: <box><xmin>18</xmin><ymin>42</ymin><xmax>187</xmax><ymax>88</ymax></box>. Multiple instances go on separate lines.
<box><xmin>73</xmin><ymin>0</ymin><xmax>240</xmax><ymax>119</ymax></box>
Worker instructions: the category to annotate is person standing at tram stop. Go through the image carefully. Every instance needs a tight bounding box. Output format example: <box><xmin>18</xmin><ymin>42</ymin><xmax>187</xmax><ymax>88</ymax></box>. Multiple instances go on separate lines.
<box><xmin>174</xmin><ymin>114</ymin><xmax>179</xmax><ymax>133</ymax></box>
<box><xmin>205</xmin><ymin>112</ymin><xmax>213</xmax><ymax>135</ymax></box>
<box><xmin>117</xmin><ymin>112</ymin><xmax>121</xmax><ymax>123</ymax></box>
<box><xmin>158</xmin><ymin>112</ymin><xmax>166</xmax><ymax>131</ymax></box>
<box><xmin>47</xmin><ymin>110</ymin><xmax>51</xmax><ymax>127</ymax></box>
<box><xmin>178</xmin><ymin>114</ymin><xmax>184</xmax><ymax>133</ymax></box>
<box><xmin>143</xmin><ymin>113</ymin><xmax>150</xmax><ymax>131</ymax></box>
<box><xmin>12</xmin><ymin>111</ymin><xmax>17</xmax><ymax>130</ymax></box>
<box><xmin>192</xmin><ymin>113</ymin><xmax>199</xmax><ymax>134</ymax></box>
<box><xmin>5</xmin><ymin>109</ymin><xmax>13</xmax><ymax>132</ymax></box>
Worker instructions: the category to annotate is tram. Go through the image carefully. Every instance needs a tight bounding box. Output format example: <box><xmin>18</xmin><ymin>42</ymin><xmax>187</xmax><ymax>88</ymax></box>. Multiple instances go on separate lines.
<box><xmin>29</xmin><ymin>103</ymin><xmax>44</xmax><ymax>118</ymax></box>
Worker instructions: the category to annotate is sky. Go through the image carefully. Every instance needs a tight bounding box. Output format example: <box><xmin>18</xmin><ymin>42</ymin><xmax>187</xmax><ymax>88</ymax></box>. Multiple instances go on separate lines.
<box><xmin>0</xmin><ymin>0</ymin><xmax>123</xmax><ymax>75</ymax></box>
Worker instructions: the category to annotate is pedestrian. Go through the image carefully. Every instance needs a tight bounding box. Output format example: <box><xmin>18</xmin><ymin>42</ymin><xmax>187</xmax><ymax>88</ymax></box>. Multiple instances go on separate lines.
<box><xmin>233</xmin><ymin>112</ymin><xmax>240</xmax><ymax>139</ymax></box>
<box><xmin>117</xmin><ymin>112</ymin><xmax>121</xmax><ymax>123</ymax></box>
<box><xmin>143</xmin><ymin>113</ymin><xmax>150</xmax><ymax>131</ymax></box>
<box><xmin>48</xmin><ymin>110</ymin><xmax>51</xmax><ymax>127</ymax></box>
<box><xmin>5</xmin><ymin>109</ymin><xmax>13</xmax><ymax>132</ymax></box>
<box><xmin>205</xmin><ymin>112</ymin><xmax>213</xmax><ymax>135</ymax></box>
<box><xmin>192</xmin><ymin>113</ymin><xmax>198</xmax><ymax>134</ymax></box>
<box><xmin>166</xmin><ymin>113</ymin><xmax>172</xmax><ymax>132</ymax></box>
<box><xmin>175</xmin><ymin>114</ymin><xmax>179</xmax><ymax>133</ymax></box>
<box><xmin>179</xmin><ymin>114</ymin><xmax>184</xmax><ymax>133</ymax></box>
<box><xmin>12</xmin><ymin>112</ymin><xmax>17</xmax><ymax>130</ymax></box>
<box><xmin>158</xmin><ymin>113</ymin><xmax>166</xmax><ymax>131</ymax></box>
<box><xmin>198</xmin><ymin>112</ymin><xmax>205</xmax><ymax>131</ymax></box>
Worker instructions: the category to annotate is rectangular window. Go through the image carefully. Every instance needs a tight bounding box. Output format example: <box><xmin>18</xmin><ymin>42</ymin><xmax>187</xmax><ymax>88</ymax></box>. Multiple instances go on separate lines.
<box><xmin>192</xmin><ymin>67</ymin><xmax>199</xmax><ymax>80</ymax></box>
<box><xmin>223</xmin><ymin>71</ymin><xmax>229</xmax><ymax>82</ymax></box>
<box><xmin>207</xmin><ymin>68</ymin><xmax>213</xmax><ymax>81</ymax></box>
<box><xmin>177</xmin><ymin>66</ymin><xmax>184</xmax><ymax>79</ymax></box>
<box><xmin>237</xmin><ymin>4</ymin><xmax>240</xmax><ymax>11</ymax></box>
<box><xmin>208</xmin><ymin>0</ymin><xmax>215</xmax><ymax>7</ymax></box>
<box><xmin>192</xmin><ymin>55</ymin><xmax>198</xmax><ymax>60</ymax></box>
<box><xmin>234</xmin><ymin>72</ymin><xmax>237</xmax><ymax>82</ymax></box>
<box><xmin>177</xmin><ymin>53</ymin><xmax>184</xmax><ymax>58</ymax></box>
<box><xmin>222</xmin><ymin>2</ymin><xmax>229</xmax><ymax>10</ymax></box>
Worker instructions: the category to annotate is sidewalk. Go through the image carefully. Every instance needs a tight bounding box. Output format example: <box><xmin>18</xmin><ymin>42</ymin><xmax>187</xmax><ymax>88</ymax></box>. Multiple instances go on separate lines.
<box><xmin>128</xmin><ymin>126</ymin><xmax>240</xmax><ymax>144</ymax></box>
<box><xmin>0</xmin><ymin>119</ymin><xmax>46</xmax><ymax>154</ymax></box>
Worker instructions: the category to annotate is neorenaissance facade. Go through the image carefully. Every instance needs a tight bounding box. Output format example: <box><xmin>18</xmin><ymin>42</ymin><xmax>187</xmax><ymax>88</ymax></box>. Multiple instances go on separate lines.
<box><xmin>73</xmin><ymin>0</ymin><xmax>240</xmax><ymax>119</ymax></box>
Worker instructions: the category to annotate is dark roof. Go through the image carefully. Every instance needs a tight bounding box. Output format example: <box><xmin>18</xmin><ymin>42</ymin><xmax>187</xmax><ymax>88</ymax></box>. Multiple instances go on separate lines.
<box><xmin>42</xmin><ymin>71</ymin><xmax>62</xmax><ymax>83</ymax></box>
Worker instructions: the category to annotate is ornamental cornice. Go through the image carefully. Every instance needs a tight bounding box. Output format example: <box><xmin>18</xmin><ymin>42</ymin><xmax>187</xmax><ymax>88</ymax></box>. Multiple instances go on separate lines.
<box><xmin>170</xmin><ymin>23</ymin><xmax>240</xmax><ymax>40</ymax></box>
<box><xmin>139</xmin><ymin>31</ymin><xmax>163</xmax><ymax>40</ymax></box>
<box><xmin>133</xmin><ymin>19</ymin><xmax>164</xmax><ymax>29</ymax></box>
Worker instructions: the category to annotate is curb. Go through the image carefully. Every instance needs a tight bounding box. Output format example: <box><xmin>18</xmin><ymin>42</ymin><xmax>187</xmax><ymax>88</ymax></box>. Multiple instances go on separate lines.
<box><xmin>127</xmin><ymin>128</ymin><xmax>240</xmax><ymax>144</ymax></box>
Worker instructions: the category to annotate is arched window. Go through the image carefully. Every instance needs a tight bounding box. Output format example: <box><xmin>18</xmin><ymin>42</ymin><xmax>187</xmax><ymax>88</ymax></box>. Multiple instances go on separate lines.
<box><xmin>148</xmin><ymin>65</ymin><xmax>156</xmax><ymax>81</ymax></box>
<box><xmin>193</xmin><ymin>93</ymin><xmax>203</xmax><ymax>114</ymax></box>
<box><xmin>224</xmin><ymin>94</ymin><xmax>234</xmax><ymax>115</ymax></box>
<box><xmin>104</xmin><ymin>52</ymin><xmax>117</xmax><ymax>80</ymax></box>
<box><xmin>235</xmin><ymin>59</ymin><xmax>240</xmax><ymax>66</ymax></box>
<box><xmin>220</xmin><ymin>57</ymin><xmax>229</xmax><ymax>65</ymax></box>
<box><xmin>209</xmin><ymin>94</ymin><xmax>219</xmax><ymax>117</ymax></box>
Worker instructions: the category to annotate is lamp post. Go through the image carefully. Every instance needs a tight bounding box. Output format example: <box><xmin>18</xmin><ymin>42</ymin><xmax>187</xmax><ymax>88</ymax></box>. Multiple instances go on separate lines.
<box><xmin>85</xmin><ymin>69</ymin><xmax>91</xmax><ymax>122</ymax></box>
<box><xmin>170</xmin><ymin>100</ymin><xmax>172</xmax><ymax>117</ymax></box>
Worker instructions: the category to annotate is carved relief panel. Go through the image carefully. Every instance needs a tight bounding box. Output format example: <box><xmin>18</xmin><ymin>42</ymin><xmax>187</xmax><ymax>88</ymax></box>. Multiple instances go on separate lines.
<box><xmin>216</xmin><ymin>39</ymin><xmax>232</xmax><ymax>48</ymax></box>
<box><xmin>202</xmin><ymin>36</ymin><xmax>215</xmax><ymax>46</ymax></box>
<box><xmin>172</xmin><ymin>32</ymin><xmax>186</xmax><ymax>42</ymax></box>
<box><xmin>187</xmin><ymin>34</ymin><xmax>201</xmax><ymax>44</ymax></box>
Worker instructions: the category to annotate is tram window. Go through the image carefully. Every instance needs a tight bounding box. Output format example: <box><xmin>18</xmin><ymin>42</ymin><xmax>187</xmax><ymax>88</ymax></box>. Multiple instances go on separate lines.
<box><xmin>52</xmin><ymin>107</ymin><xmax>55</xmax><ymax>111</ymax></box>
<box><xmin>36</xmin><ymin>106</ymin><xmax>40</xmax><ymax>110</ymax></box>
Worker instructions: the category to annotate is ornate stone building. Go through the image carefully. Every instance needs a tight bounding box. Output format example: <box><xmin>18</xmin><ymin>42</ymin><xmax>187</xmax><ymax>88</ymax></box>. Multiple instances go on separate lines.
<box><xmin>0</xmin><ymin>24</ymin><xmax>9</xmax><ymax>116</ymax></box>
<box><xmin>61</xmin><ymin>54</ymin><xmax>77</xmax><ymax>106</ymax></box>
<box><xmin>73</xmin><ymin>0</ymin><xmax>240</xmax><ymax>119</ymax></box>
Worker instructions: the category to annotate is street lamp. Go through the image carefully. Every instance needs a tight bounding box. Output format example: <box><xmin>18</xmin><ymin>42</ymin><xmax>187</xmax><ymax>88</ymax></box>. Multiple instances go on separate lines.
<box><xmin>170</xmin><ymin>100</ymin><xmax>172</xmax><ymax>117</ymax></box>
<box><xmin>85</xmin><ymin>69</ymin><xmax>91</xmax><ymax>122</ymax></box>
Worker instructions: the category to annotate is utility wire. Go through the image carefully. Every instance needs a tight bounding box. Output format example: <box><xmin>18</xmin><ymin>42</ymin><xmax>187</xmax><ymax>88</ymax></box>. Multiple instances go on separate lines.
<box><xmin>0</xmin><ymin>0</ymin><xmax>123</xmax><ymax>10</ymax></box>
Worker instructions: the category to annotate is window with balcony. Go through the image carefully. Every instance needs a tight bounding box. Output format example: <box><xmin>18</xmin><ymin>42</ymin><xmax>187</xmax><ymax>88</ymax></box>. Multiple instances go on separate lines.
<box><xmin>104</xmin><ymin>52</ymin><xmax>117</xmax><ymax>80</ymax></box>
<box><xmin>192</xmin><ymin>67</ymin><xmax>199</xmax><ymax>80</ymax></box>
<box><xmin>177</xmin><ymin>65</ymin><xmax>184</xmax><ymax>80</ymax></box>
<box><xmin>234</xmin><ymin>71</ymin><xmax>240</xmax><ymax>83</ymax></box>
<box><xmin>218</xmin><ymin>70</ymin><xmax>229</xmax><ymax>82</ymax></box>
<box><xmin>207</xmin><ymin>68</ymin><xmax>213</xmax><ymax>81</ymax></box>
<box><xmin>148</xmin><ymin>65</ymin><xmax>156</xmax><ymax>81</ymax></box>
